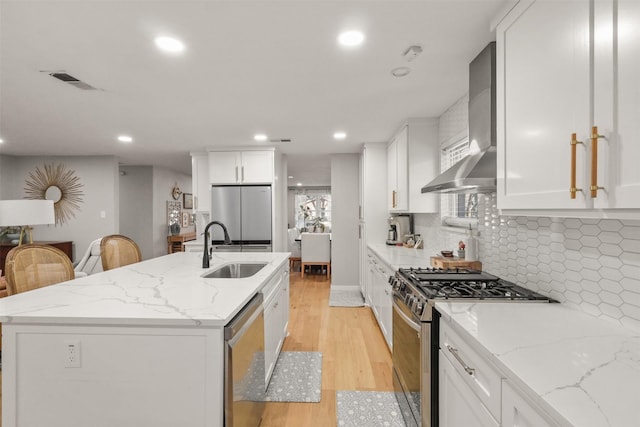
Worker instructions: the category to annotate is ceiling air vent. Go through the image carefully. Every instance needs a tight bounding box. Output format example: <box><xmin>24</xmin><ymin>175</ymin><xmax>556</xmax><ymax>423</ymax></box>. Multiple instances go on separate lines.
<box><xmin>269</xmin><ymin>138</ymin><xmax>292</xmax><ymax>143</ymax></box>
<box><xmin>49</xmin><ymin>72</ymin><xmax>98</xmax><ymax>90</ymax></box>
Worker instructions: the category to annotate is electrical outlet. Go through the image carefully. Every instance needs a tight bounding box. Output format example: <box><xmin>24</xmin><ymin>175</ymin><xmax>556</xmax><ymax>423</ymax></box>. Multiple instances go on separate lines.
<box><xmin>64</xmin><ymin>339</ymin><xmax>81</xmax><ymax>368</ymax></box>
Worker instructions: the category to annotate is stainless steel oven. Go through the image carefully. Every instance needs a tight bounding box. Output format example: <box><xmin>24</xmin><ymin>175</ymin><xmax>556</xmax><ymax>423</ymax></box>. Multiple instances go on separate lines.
<box><xmin>392</xmin><ymin>294</ymin><xmax>429</xmax><ymax>427</ymax></box>
<box><xmin>390</xmin><ymin>268</ymin><xmax>554</xmax><ymax>427</ymax></box>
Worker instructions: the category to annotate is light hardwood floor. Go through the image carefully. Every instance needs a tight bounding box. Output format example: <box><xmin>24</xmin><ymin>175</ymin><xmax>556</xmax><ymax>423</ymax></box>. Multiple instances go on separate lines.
<box><xmin>260</xmin><ymin>269</ymin><xmax>393</xmax><ymax>427</ymax></box>
<box><xmin>0</xmin><ymin>270</ymin><xmax>391</xmax><ymax>427</ymax></box>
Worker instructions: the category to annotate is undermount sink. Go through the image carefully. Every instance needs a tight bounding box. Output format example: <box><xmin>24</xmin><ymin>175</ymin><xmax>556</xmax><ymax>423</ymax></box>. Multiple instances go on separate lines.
<box><xmin>202</xmin><ymin>262</ymin><xmax>268</xmax><ymax>279</ymax></box>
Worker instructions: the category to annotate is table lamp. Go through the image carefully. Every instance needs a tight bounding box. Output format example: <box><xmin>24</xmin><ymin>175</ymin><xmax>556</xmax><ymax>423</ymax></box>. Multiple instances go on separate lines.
<box><xmin>0</xmin><ymin>200</ymin><xmax>56</xmax><ymax>245</ymax></box>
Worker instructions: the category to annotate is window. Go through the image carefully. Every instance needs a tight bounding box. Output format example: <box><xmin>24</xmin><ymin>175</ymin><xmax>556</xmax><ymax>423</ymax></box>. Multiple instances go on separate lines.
<box><xmin>440</xmin><ymin>137</ymin><xmax>478</xmax><ymax>227</ymax></box>
<box><xmin>294</xmin><ymin>191</ymin><xmax>331</xmax><ymax>232</ymax></box>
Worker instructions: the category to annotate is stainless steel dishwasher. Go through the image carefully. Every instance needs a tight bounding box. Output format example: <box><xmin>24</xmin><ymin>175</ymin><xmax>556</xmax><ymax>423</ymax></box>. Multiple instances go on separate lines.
<box><xmin>224</xmin><ymin>293</ymin><xmax>265</xmax><ymax>427</ymax></box>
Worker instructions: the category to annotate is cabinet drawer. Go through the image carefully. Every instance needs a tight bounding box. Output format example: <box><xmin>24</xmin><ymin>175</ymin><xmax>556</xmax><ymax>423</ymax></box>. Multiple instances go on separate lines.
<box><xmin>440</xmin><ymin>320</ymin><xmax>502</xmax><ymax>421</ymax></box>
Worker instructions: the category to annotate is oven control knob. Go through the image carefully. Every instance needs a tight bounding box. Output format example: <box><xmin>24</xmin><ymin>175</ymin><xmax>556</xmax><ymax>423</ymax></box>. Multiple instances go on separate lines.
<box><xmin>415</xmin><ymin>301</ymin><xmax>424</xmax><ymax>315</ymax></box>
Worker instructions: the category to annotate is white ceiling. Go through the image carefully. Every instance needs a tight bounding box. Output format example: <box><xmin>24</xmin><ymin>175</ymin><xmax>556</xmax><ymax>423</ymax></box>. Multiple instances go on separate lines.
<box><xmin>0</xmin><ymin>0</ymin><xmax>505</xmax><ymax>183</ymax></box>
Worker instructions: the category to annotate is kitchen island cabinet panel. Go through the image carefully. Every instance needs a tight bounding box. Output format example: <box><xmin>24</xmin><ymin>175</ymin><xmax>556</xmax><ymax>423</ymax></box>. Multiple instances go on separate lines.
<box><xmin>4</xmin><ymin>324</ymin><xmax>222</xmax><ymax>427</ymax></box>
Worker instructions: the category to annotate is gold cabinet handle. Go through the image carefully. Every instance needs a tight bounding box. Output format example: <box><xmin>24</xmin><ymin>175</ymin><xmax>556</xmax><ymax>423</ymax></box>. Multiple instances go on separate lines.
<box><xmin>590</xmin><ymin>126</ymin><xmax>605</xmax><ymax>198</ymax></box>
<box><xmin>392</xmin><ymin>190</ymin><xmax>397</xmax><ymax>208</ymax></box>
<box><xmin>570</xmin><ymin>133</ymin><xmax>584</xmax><ymax>199</ymax></box>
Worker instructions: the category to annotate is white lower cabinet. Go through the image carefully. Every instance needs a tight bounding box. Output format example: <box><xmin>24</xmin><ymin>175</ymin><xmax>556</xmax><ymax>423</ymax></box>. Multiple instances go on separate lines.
<box><xmin>502</xmin><ymin>380</ymin><xmax>559</xmax><ymax>427</ymax></box>
<box><xmin>263</xmin><ymin>267</ymin><xmax>289</xmax><ymax>384</ymax></box>
<box><xmin>439</xmin><ymin>354</ymin><xmax>499</xmax><ymax>427</ymax></box>
<box><xmin>367</xmin><ymin>249</ymin><xmax>393</xmax><ymax>350</ymax></box>
<box><xmin>439</xmin><ymin>315</ymin><xmax>558</xmax><ymax>427</ymax></box>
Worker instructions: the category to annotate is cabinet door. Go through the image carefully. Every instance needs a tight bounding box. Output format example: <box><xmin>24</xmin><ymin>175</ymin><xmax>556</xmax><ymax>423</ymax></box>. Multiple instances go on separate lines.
<box><xmin>240</xmin><ymin>151</ymin><xmax>273</xmax><ymax>184</ymax></box>
<box><xmin>387</xmin><ymin>139</ymin><xmax>398</xmax><ymax>210</ymax></box>
<box><xmin>593</xmin><ymin>0</ymin><xmax>640</xmax><ymax>208</ymax></box>
<box><xmin>264</xmin><ymin>286</ymin><xmax>281</xmax><ymax>384</ymax></box>
<box><xmin>191</xmin><ymin>153</ymin><xmax>211</xmax><ymax>212</ymax></box>
<box><xmin>381</xmin><ymin>271</ymin><xmax>393</xmax><ymax>349</ymax></box>
<box><xmin>394</xmin><ymin>126</ymin><xmax>408</xmax><ymax>211</ymax></box>
<box><xmin>497</xmin><ymin>0</ymin><xmax>591</xmax><ymax>210</ymax></box>
<box><xmin>502</xmin><ymin>380</ymin><xmax>557</xmax><ymax>427</ymax></box>
<box><xmin>439</xmin><ymin>354</ymin><xmax>499</xmax><ymax>427</ymax></box>
<box><xmin>209</xmin><ymin>152</ymin><xmax>241</xmax><ymax>184</ymax></box>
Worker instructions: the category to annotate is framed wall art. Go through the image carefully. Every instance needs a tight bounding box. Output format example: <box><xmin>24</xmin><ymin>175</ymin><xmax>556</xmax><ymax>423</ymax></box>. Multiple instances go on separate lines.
<box><xmin>183</xmin><ymin>193</ymin><xmax>193</xmax><ymax>210</ymax></box>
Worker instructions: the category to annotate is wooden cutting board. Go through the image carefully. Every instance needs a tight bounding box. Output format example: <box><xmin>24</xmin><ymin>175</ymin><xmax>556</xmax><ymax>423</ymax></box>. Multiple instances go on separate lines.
<box><xmin>430</xmin><ymin>256</ymin><xmax>482</xmax><ymax>271</ymax></box>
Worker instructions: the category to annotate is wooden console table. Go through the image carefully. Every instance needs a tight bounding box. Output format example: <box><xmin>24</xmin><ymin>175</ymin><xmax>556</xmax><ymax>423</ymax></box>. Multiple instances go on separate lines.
<box><xmin>0</xmin><ymin>241</ymin><xmax>73</xmax><ymax>277</ymax></box>
<box><xmin>167</xmin><ymin>232</ymin><xmax>197</xmax><ymax>254</ymax></box>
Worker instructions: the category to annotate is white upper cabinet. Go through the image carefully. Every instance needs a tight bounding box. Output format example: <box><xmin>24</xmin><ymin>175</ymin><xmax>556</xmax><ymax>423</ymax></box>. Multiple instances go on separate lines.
<box><xmin>387</xmin><ymin>119</ymin><xmax>439</xmax><ymax>213</ymax></box>
<box><xmin>497</xmin><ymin>0</ymin><xmax>590</xmax><ymax>210</ymax></box>
<box><xmin>209</xmin><ymin>150</ymin><xmax>274</xmax><ymax>184</ymax></box>
<box><xmin>191</xmin><ymin>152</ymin><xmax>211</xmax><ymax>212</ymax></box>
<box><xmin>388</xmin><ymin>126</ymin><xmax>408</xmax><ymax>211</ymax></box>
<box><xmin>592</xmin><ymin>0</ymin><xmax>640</xmax><ymax>209</ymax></box>
<box><xmin>496</xmin><ymin>0</ymin><xmax>640</xmax><ymax>216</ymax></box>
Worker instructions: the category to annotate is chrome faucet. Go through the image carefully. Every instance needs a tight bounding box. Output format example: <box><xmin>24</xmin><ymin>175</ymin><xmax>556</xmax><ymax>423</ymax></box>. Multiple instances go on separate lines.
<box><xmin>202</xmin><ymin>221</ymin><xmax>233</xmax><ymax>268</ymax></box>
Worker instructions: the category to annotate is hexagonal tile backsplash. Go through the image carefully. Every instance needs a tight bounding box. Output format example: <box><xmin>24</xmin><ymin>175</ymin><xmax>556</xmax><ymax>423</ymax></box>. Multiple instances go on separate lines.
<box><xmin>478</xmin><ymin>194</ymin><xmax>640</xmax><ymax>332</ymax></box>
<box><xmin>414</xmin><ymin>194</ymin><xmax>640</xmax><ymax>332</ymax></box>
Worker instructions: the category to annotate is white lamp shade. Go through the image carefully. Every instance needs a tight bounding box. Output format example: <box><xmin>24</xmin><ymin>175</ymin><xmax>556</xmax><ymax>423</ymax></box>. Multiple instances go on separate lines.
<box><xmin>0</xmin><ymin>199</ymin><xmax>56</xmax><ymax>226</ymax></box>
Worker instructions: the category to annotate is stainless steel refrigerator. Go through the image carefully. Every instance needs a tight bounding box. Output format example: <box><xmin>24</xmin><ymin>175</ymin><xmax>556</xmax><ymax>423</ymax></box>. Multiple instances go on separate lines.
<box><xmin>210</xmin><ymin>185</ymin><xmax>272</xmax><ymax>252</ymax></box>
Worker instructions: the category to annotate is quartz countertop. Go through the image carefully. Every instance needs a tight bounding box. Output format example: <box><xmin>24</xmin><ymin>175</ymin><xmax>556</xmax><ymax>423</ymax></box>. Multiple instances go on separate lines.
<box><xmin>436</xmin><ymin>301</ymin><xmax>640</xmax><ymax>427</ymax></box>
<box><xmin>367</xmin><ymin>242</ymin><xmax>433</xmax><ymax>269</ymax></box>
<box><xmin>0</xmin><ymin>251</ymin><xmax>289</xmax><ymax>327</ymax></box>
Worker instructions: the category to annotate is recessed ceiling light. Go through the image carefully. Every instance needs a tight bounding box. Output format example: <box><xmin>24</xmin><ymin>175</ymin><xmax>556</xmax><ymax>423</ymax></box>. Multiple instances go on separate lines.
<box><xmin>0</xmin><ymin>139</ymin><xmax>4</xmax><ymax>144</ymax></box>
<box><xmin>338</xmin><ymin>30</ymin><xmax>365</xmax><ymax>47</ymax></box>
<box><xmin>391</xmin><ymin>66</ymin><xmax>411</xmax><ymax>77</ymax></box>
<box><xmin>288</xmin><ymin>176</ymin><xmax>294</xmax><ymax>179</ymax></box>
<box><xmin>254</xmin><ymin>134</ymin><xmax>268</xmax><ymax>142</ymax></box>
<box><xmin>117</xmin><ymin>135</ymin><xmax>133</xmax><ymax>143</ymax></box>
<box><xmin>154</xmin><ymin>36</ymin><xmax>185</xmax><ymax>53</ymax></box>
<box><xmin>297</xmin><ymin>182</ymin><xmax>302</xmax><ymax>187</ymax></box>
<box><xmin>333</xmin><ymin>132</ymin><xmax>347</xmax><ymax>140</ymax></box>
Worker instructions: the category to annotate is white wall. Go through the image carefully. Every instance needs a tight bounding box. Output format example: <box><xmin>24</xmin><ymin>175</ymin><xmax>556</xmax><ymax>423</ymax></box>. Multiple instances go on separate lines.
<box><xmin>119</xmin><ymin>166</ymin><xmax>154</xmax><ymax>259</ymax></box>
<box><xmin>151</xmin><ymin>167</ymin><xmax>193</xmax><ymax>259</ymax></box>
<box><xmin>0</xmin><ymin>155</ymin><xmax>119</xmax><ymax>262</ymax></box>
<box><xmin>330</xmin><ymin>154</ymin><xmax>359</xmax><ymax>287</ymax></box>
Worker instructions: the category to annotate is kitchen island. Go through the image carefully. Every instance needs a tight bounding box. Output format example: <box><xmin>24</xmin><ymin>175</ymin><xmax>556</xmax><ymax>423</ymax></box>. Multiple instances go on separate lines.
<box><xmin>0</xmin><ymin>251</ymin><xmax>289</xmax><ymax>427</ymax></box>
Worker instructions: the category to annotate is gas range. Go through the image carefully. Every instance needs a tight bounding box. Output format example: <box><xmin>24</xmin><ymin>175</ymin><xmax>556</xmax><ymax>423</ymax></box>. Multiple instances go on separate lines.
<box><xmin>390</xmin><ymin>267</ymin><xmax>552</xmax><ymax>322</ymax></box>
<box><xmin>390</xmin><ymin>266</ymin><xmax>554</xmax><ymax>427</ymax></box>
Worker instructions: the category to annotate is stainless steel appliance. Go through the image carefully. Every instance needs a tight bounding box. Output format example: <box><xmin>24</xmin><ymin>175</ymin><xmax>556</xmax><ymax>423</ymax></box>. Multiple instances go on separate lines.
<box><xmin>421</xmin><ymin>42</ymin><xmax>497</xmax><ymax>194</ymax></box>
<box><xmin>386</xmin><ymin>214</ymin><xmax>411</xmax><ymax>245</ymax></box>
<box><xmin>224</xmin><ymin>293</ymin><xmax>266</xmax><ymax>427</ymax></box>
<box><xmin>390</xmin><ymin>268</ymin><xmax>553</xmax><ymax>427</ymax></box>
<box><xmin>210</xmin><ymin>185</ymin><xmax>272</xmax><ymax>252</ymax></box>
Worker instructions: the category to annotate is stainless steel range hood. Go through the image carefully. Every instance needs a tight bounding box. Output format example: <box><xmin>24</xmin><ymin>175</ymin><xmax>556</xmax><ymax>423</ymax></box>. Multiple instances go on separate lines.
<box><xmin>422</xmin><ymin>42</ymin><xmax>496</xmax><ymax>194</ymax></box>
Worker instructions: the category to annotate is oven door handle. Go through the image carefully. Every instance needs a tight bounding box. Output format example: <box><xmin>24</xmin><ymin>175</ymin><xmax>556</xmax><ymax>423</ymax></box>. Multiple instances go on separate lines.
<box><xmin>392</xmin><ymin>298</ymin><xmax>421</xmax><ymax>333</ymax></box>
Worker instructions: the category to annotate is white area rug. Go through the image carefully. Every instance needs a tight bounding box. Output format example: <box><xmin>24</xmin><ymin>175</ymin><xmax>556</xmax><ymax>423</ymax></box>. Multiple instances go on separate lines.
<box><xmin>265</xmin><ymin>351</ymin><xmax>323</xmax><ymax>402</ymax></box>
<box><xmin>336</xmin><ymin>391</ymin><xmax>407</xmax><ymax>427</ymax></box>
<box><xmin>329</xmin><ymin>288</ymin><xmax>365</xmax><ymax>307</ymax></box>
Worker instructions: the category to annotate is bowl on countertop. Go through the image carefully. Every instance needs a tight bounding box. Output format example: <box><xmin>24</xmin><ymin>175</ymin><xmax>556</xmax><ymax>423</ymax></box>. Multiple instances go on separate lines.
<box><xmin>440</xmin><ymin>250</ymin><xmax>454</xmax><ymax>258</ymax></box>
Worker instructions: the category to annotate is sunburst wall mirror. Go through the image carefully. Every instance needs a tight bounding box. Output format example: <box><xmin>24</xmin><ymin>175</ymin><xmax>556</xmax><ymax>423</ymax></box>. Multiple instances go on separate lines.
<box><xmin>24</xmin><ymin>163</ymin><xmax>84</xmax><ymax>225</ymax></box>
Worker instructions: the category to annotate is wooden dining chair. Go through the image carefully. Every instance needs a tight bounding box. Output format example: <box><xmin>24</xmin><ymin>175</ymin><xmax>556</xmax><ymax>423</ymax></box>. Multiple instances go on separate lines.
<box><xmin>5</xmin><ymin>244</ymin><xmax>75</xmax><ymax>295</ymax></box>
<box><xmin>300</xmin><ymin>232</ymin><xmax>331</xmax><ymax>279</ymax></box>
<box><xmin>100</xmin><ymin>234</ymin><xmax>142</xmax><ymax>271</ymax></box>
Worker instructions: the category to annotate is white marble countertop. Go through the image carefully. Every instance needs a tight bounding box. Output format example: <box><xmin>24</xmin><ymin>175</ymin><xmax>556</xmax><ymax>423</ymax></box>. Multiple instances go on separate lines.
<box><xmin>367</xmin><ymin>242</ymin><xmax>433</xmax><ymax>269</ymax></box>
<box><xmin>436</xmin><ymin>301</ymin><xmax>640</xmax><ymax>427</ymax></box>
<box><xmin>0</xmin><ymin>251</ymin><xmax>289</xmax><ymax>327</ymax></box>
